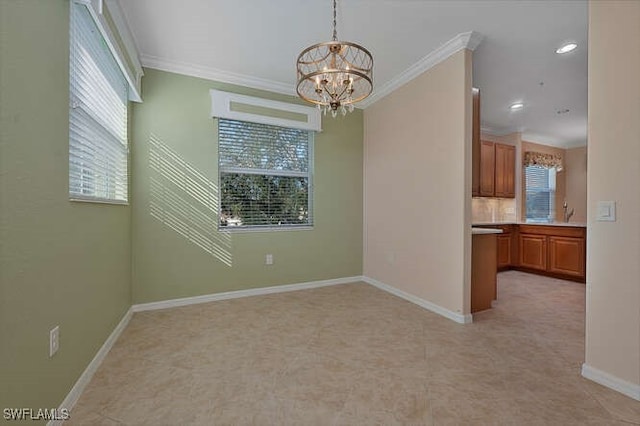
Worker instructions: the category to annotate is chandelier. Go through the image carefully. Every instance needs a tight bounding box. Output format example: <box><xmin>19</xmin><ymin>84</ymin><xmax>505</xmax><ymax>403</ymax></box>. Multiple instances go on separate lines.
<box><xmin>296</xmin><ymin>0</ymin><xmax>373</xmax><ymax>117</ymax></box>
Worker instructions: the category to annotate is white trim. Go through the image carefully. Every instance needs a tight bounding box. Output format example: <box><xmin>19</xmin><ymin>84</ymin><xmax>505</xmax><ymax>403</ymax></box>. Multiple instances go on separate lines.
<box><xmin>219</xmin><ymin>225</ymin><xmax>314</xmax><ymax>233</ymax></box>
<box><xmin>141</xmin><ymin>32</ymin><xmax>483</xmax><ymax>111</ymax></box>
<box><xmin>74</xmin><ymin>0</ymin><xmax>143</xmax><ymax>101</ymax></box>
<box><xmin>132</xmin><ymin>276</ymin><xmax>364</xmax><ymax>312</ymax></box>
<box><xmin>359</xmin><ymin>31</ymin><xmax>484</xmax><ymax>108</ymax></box>
<box><xmin>362</xmin><ymin>276</ymin><xmax>473</xmax><ymax>324</ymax></box>
<box><xmin>142</xmin><ymin>54</ymin><xmax>296</xmax><ymax>97</ymax></box>
<box><xmin>48</xmin><ymin>308</ymin><xmax>133</xmax><ymax>426</ymax></box>
<box><xmin>581</xmin><ymin>363</ymin><xmax>640</xmax><ymax>401</ymax></box>
<box><xmin>210</xmin><ymin>90</ymin><xmax>321</xmax><ymax>132</ymax></box>
<box><xmin>105</xmin><ymin>0</ymin><xmax>144</xmax><ymax>95</ymax></box>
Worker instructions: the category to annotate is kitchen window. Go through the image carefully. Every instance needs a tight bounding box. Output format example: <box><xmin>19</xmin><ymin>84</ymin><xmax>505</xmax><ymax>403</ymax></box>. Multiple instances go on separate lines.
<box><xmin>69</xmin><ymin>3</ymin><xmax>129</xmax><ymax>203</ymax></box>
<box><xmin>525</xmin><ymin>165</ymin><xmax>556</xmax><ymax>222</ymax></box>
<box><xmin>218</xmin><ymin>118</ymin><xmax>313</xmax><ymax>230</ymax></box>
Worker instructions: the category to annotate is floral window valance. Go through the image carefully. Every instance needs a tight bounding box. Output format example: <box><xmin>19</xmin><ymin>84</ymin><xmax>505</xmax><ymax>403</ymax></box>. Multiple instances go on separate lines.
<box><xmin>523</xmin><ymin>151</ymin><xmax>563</xmax><ymax>171</ymax></box>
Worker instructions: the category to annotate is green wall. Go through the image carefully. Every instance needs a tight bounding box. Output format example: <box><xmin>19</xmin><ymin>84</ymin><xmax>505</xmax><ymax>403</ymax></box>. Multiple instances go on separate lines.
<box><xmin>0</xmin><ymin>0</ymin><xmax>131</xmax><ymax>413</ymax></box>
<box><xmin>0</xmin><ymin>1</ymin><xmax>363</xmax><ymax>413</ymax></box>
<box><xmin>132</xmin><ymin>69</ymin><xmax>363</xmax><ymax>303</ymax></box>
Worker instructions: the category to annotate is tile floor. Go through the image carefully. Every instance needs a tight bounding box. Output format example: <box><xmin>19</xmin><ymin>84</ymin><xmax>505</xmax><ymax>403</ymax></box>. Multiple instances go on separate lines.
<box><xmin>67</xmin><ymin>271</ymin><xmax>640</xmax><ymax>425</ymax></box>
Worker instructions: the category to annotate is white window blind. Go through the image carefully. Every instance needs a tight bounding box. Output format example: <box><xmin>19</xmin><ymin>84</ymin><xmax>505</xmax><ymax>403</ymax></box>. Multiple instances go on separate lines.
<box><xmin>69</xmin><ymin>3</ymin><xmax>128</xmax><ymax>203</ymax></box>
<box><xmin>218</xmin><ymin>119</ymin><xmax>313</xmax><ymax>229</ymax></box>
<box><xmin>525</xmin><ymin>166</ymin><xmax>556</xmax><ymax>222</ymax></box>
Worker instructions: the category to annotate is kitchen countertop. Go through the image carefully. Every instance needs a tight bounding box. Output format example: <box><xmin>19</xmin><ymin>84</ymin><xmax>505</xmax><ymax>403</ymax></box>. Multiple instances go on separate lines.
<box><xmin>472</xmin><ymin>227</ymin><xmax>503</xmax><ymax>235</ymax></box>
<box><xmin>473</xmin><ymin>221</ymin><xmax>587</xmax><ymax>228</ymax></box>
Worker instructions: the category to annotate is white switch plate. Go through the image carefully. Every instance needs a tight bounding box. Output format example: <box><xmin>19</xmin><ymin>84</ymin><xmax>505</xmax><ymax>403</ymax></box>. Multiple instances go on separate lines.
<box><xmin>596</xmin><ymin>201</ymin><xmax>616</xmax><ymax>222</ymax></box>
<box><xmin>265</xmin><ymin>254</ymin><xmax>273</xmax><ymax>265</ymax></box>
<box><xmin>49</xmin><ymin>326</ymin><xmax>59</xmax><ymax>357</ymax></box>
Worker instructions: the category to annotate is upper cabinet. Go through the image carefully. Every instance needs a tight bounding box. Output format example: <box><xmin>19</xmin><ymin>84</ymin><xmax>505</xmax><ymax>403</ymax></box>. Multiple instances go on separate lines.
<box><xmin>495</xmin><ymin>143</ymin><xmax>515</xmax><ymax>197</ymax></box>
<box><xmin>478</xmin><ymin>141</ymin><xmax>515</xmax><ymax>198</ymax></box>
<box><xmin>480</xmin><ymin>141</ymin><xmax>496</xmax><ymax>196</ymax></box>
<box><xmin>472</xmin><ymin>89</ymin><xmax>481</xmax><ymax>196</ymax></box>
<box><xmin>471</xmin><ymin>88</ymin><xmax>516</xmax><ymax>199</ymax></box>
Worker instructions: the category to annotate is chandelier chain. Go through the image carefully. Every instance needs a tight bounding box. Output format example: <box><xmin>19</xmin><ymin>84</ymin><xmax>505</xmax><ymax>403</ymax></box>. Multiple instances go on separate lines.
<box><xmin>332</xmin><ymin>0</ymin><xmax>337</xmax><ymax>41</ymax></box>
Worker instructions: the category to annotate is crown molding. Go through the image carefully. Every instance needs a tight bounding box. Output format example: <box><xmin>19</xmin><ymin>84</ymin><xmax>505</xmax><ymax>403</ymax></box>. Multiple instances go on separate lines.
<box><xmin>141</xmin><ymin>54</ymin><xmax>297</xmax><ymax>96</ymax></box>
<box><xmin>359</xmin><ymin>31</ymin><xmax>484</xmax><ymax>108</ymax></box>
<box><xmin>140</xmin><ymin>31</ymin><xmax>483</xmax><ymax>109</ymax></box>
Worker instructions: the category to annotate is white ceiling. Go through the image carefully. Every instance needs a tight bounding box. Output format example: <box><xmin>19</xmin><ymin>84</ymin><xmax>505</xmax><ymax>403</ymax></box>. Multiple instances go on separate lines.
<box><xmin>119</xmin><ymin>0</ymin><xmax>588</xmax><ymax>148</ymax></box>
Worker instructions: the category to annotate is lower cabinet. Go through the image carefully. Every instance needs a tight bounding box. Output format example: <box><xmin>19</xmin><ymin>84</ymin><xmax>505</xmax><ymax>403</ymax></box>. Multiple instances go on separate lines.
<box><xmin>497</xmin><ymin>234</ymin><xmax>512</xmax><ymax>270</ymax></box>
<box><xmin>519</xmin><ymin>234</ymin><xmax>547</xmax><ymax>271</ymax></box>
<box><xmin>471</xmin><ymin>233</ymin><xmax>497</xmax><ymax>313</ymax></box>
<box><xmin>475</xmin><ymin>224</ymin><xmax>586</xmax><ymax>282</ymax></box>
<box><xmin>517</xmin><ymin>225</ymin><xmax>586</xmax><ymax>282</ymax></box>
<box><xmin>548</xmin><ymin>236</ymin><xmax>585</xmax><ymax>278</ymax></box>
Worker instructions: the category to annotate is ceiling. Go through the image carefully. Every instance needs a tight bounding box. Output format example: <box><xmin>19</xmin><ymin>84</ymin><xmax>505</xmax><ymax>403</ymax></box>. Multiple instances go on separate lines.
<box><xmin>119</xmin><ymin>0</ymin><xmax>588</xmax><ymax>148</ymax></box>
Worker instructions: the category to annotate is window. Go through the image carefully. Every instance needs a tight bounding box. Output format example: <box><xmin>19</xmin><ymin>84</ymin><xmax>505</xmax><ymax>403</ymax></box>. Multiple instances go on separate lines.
<box><xmin>525</xmin><ymin>166</ymin><xmax>556</xmax><ymax>222</ymax></box>
<box><xmin>218</xmin><ymin>119</ymin><xmax>313</xmax><ymax>229</ymax></box>
<box><xmin>69</xmin><ymin>3</ymin><xmax>128</xmax><ymax>203</ymax></box>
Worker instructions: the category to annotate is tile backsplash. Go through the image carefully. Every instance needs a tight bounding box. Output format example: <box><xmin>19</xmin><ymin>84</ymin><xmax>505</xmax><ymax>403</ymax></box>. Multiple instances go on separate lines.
<box><xmin>472</xmin><ymin>198</ymin><xmax>517</xmax><ymax>223</ymax></box>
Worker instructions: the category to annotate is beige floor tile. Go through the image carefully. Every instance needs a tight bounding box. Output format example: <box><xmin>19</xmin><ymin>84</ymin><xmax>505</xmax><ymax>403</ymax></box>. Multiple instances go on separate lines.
<box><xmin>580</xmin><ymin>379</ymin><xmax>640</xmax><ymax>424</ymax></box>
<box><xmin>66</xmin><ymin>273</ymin><xmax>640</xmax><ymax>425</ymax></box>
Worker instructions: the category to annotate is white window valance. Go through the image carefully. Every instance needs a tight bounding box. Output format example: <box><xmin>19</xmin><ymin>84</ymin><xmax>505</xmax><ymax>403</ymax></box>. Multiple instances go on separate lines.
<box><xmin>210</xmin><ymin>90</ymin><xmax>321</xmax><ymax>132</ymax></box>
<box><xmin>74</xmin><ymin>0</ymin><xmax>143</xmax><ymax>102</ymax></box>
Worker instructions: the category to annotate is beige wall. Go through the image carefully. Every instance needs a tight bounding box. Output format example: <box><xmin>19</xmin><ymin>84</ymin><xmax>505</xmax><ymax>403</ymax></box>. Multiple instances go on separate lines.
<box><xmin>131</xmin><ymin>69</ymin><xmax>363</xmax><ymax>303</ymax></box>
<box><xmin>0</xmin><ymin>0</ymin><xmax>132</xmax><ymax>410</ymax></box>
<box><xmin>364</xmin><ymin>50</ymin><xmax>472</xmax><ymax>317</ymax></box>
<box><xmin>565</xmin><ymin>146</ymin><xmax>588</xmax><ymax>223</ymax></box>
<box><xmin>586</xmin><ymin>0</ymin><xmax>640</xmax><ymax>392</ymax></box>
<box><xmin>521</xmin><ymin>140</ymin><xmax>567</xmax><ymax>221</ymax></box>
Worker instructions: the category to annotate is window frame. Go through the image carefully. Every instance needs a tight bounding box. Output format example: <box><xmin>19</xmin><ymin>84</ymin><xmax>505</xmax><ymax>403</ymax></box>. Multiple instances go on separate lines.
<box><xmin>217</xmin><ymin>118</ymin><xmax>314</xmax><ymax>232</ymax></box>
<box><xmin>68</xmin><ymin>1</ymin><xmax>131</xmax><ymax>205</ymax></box>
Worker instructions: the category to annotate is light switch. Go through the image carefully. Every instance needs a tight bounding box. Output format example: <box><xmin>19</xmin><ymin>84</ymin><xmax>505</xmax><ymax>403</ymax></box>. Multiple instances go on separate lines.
<box><xmin>596</xmin><ymin>201</ymin><xmax>616</xmax><ymax>222</ymax></box>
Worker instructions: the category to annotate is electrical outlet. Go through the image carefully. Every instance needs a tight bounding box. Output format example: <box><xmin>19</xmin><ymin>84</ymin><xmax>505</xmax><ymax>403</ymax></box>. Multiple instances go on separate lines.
<box><xmin>49</xmin><ymin>326</ymin><xmax>59</xmax><ymax>357</ymax></box>
<box><xmin>265</xmin><ymin>254</ymin><xmax>273</xmax><ymax>265</ymax></box>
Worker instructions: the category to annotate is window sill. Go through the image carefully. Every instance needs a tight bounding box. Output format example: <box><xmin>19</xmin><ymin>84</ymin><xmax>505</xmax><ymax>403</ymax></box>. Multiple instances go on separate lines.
<box><xmin>70</xmin><ymin>197</ymin><xmax>129</xmax><ymax>206</ymax></box>
<box><xmin>218</xmin><ymin>225</ymin><xmax>313</xmax><ymax>234</ymax></box>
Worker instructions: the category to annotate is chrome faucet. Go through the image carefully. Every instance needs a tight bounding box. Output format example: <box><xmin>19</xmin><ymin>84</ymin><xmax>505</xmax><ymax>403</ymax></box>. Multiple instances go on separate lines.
<box><xmin>563</xmin><ymin>201</ymin><xmax>575</xmax><ymax>223</ymax></box>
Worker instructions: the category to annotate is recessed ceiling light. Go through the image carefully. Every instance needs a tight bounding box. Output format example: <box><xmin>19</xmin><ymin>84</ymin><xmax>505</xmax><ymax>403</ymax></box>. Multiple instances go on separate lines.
<box><xmin>556</xmin><ymin>43</ymin><xmax>577</xmax><ymax>54</ymax></box>
<box><xmin>510</xmin><ymin>103</ymin><xmax>524</xmax><ymax>111</ymax></box>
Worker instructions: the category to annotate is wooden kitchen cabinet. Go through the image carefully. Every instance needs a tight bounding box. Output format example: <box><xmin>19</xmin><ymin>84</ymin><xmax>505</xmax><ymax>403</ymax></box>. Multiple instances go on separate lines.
<box><xmin>519</xmin><ymin>234</ymin><xmax>548</xmax><ymax>271</ymax></box>
<box><xmin>548</xmin><ymin>236</ymin><xmax>585</xmax><ymax>278</ymax></box>
<box><xmin>475</xmin><ymin>140</ymin><xmax>515</xmax><ymax>198</ymax></box>
<box><xmin>516</xmin><ymin>225</ymin><xmax>586</xmax><ymax>282</ymax></box>
<box><xmin>475</xmin><ymin>224</ymin><xmax>515</xmax><ymax>271</ymax></box>
<box><xmin>471</xmin><ymin>88</ymin><xmax>515</xmax><ymax>199</ymax></box>
<box><xmin>495</xmin><ymin>143</ymin><xmax>515</xmax><ymax>198</ymax></box>
<box><xmin>497</xmin><ymin>234</ymin><xmax>512</xmax><ymax>270</ymax></box>
<box><xmin>472</xmin><ymin>88</ymin><xmax>481</xmax><ymax>197</ymax></box>
<box><xmin>472</xmin><ymin>223</ymin><xmax>586</xmax><ymax>282</ymax></box>
<box><xmin>472</xmin><ymin>232</ymin><xmax>498</xmax><ymax>313</ymax></box>
<box><xmin>479</xmin><ymin>140</ymin><xmax>495</xmax><ymax>196</ymax></box>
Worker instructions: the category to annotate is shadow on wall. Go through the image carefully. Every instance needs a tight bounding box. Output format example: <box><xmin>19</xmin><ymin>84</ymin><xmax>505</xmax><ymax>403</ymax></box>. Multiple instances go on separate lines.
<box><xmin>148</xmin><ymin>134</ymin><xmax>232</xmax><ymax>266</ymax></box>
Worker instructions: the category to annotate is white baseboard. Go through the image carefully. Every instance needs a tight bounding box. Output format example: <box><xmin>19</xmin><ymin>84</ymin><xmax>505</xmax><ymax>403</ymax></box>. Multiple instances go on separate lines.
<box><xmin>582</xmin><ymin>363</ymin><xmax>640</xmax><ymax>401</ymax></box>
<box><xmin>49</xmin><ymin>307</ymin><xmax>133</xmax><ymax>426</ymax></box>
<box><xmin>362</xmin><ymin>276</ymin><xmax>472</xmax><ymax>324</ymax></box>
<box><xmin>132</xmin><ymin>276</ymin><xmax>364</xmax><ymax>312</ymax></box>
